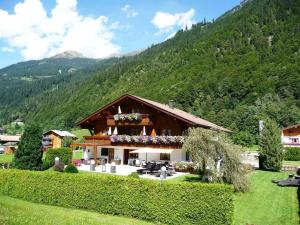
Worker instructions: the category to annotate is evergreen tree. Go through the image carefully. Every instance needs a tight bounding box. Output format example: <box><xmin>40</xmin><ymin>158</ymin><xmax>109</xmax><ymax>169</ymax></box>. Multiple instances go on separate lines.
<box><xmin>12</xmin><ymin>124</ymin><xmax>43</xmax><ymax>170</ymax></box>
<box><xmin>258</xmin><ymin>119</ymin><xmax>283</xmax><ymax>171</ymax></box>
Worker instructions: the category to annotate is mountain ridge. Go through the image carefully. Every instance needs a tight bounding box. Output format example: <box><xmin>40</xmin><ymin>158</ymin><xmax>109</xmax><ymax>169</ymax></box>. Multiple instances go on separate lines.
<box><xmin>0</xmin><ymin>0</ymin><xmax>299</xmax><ymax>147</ymax></box>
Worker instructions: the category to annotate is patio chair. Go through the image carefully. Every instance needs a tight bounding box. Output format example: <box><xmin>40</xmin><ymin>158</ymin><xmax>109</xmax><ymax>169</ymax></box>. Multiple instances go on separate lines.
<box><xmin>135</xmin><ymin>159</ymin><xmax>141</xmax><ymax>167</ymax></box>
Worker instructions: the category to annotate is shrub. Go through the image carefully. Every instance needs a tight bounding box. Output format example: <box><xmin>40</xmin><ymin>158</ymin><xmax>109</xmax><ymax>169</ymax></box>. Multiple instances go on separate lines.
<box><xmin>258</xmin><ymin>119</ymin><xmax>283</xmax><ymax>171</ymax></box>
<box><xmin>284</xmin><ymin>147</ymin><xmax>300</xmax><ymax>161</ymax></box>
<box><xmin>12</xmin><ymin>124</ymin><xmax>43</xmax><ymax>170</ymax></box>
<box><xmin>127</xmin><ymin>172</ymin><xmax>139</xmax><ymax>178</ymax></box>
<box><xmin>43</xmin><ymin>147</ymin><xmax>72</xmax><ymax>170</ymax></box>
<box><xmin>174</xmin><ymin>162</ymin><xmax>199</xmax><ymax>173</ymax></box>
<box><xmin>64</xmin><ymin>164</ymin><xmax>78</xmax><ymax>173</ymax></box>
<box><xmin>0</xmin><ymin>170</ymin><xmax>233</xmax><ymax>225</ymax></box>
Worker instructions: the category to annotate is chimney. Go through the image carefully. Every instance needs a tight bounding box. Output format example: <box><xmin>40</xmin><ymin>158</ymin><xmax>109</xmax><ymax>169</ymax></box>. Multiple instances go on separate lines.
<box><xmin>168</xmin><ymin>100</ymin><xmax>176</xmax><ymax>109</ymax></box>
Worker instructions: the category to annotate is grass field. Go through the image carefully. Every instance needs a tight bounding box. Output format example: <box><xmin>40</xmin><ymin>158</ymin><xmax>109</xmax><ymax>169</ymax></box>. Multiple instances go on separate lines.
<box><xmin>233</xmin><ymin>170</ymin><xmax>299</xmax><ymax>225</ymax></box>
<box><xmin>71</xmin><ymin>129</ymin><xmax>90</xmax><ymax>143</ymax></box>
<box><xmin>0</xmin><ymin>195</ymin><xmax>153</xmax><ymax>225</ymax></box>
<box><xmin>283</xmin><ymin>161</ymin><xmax>300</xmax><ymax>166</ymax></box>
<box><xmin>0</xmin><ymin>154</ymin><xmax>13</xmax><ymax>163</ymax></box>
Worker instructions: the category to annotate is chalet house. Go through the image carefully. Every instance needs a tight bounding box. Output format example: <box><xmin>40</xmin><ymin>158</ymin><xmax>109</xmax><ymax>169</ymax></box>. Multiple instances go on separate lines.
<box><xmin>43</xmin><ymin>130</ymin><xmax>77</xmax><ymax>150</ymax></box>
<box><xmin>0</xmin><ymin>135</ymin><xmax>21</xmax><ymax>155</ymax></box>
<box><xmin>74</xmin><ymin>94</ymin><xmax>230</xmax><ymax>164</ymax></box>
<box><xmin>282</xmin><ymin>124</ymin><xmax>300</xmax><ymax>147</ymax></box>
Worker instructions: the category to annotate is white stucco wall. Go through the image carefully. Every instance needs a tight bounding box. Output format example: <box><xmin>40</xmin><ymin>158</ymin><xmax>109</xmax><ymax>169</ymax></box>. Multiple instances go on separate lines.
<box><xmin>114</xmin><ymin>148</ymin><xmax>124</xmax><ymax>164</ymax></box>
<box><xmin>170</xmin><ymin>148</ymin><xmax>186</xmax><ymax>162</ymax></box>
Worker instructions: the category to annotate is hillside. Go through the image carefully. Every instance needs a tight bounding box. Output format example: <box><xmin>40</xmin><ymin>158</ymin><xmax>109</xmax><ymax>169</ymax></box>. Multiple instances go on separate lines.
<box><xmin>1</xmin><ymin>0</ymin><xmax>300</xmax><ymax>146</ymax></box>
<box><xmin>0</xmin><ymin>55</ymin><xmax>121</xmax><ymax>124</ymax></box>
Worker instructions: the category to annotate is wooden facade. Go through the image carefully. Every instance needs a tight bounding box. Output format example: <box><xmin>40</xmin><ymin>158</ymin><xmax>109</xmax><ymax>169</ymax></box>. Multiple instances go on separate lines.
<box><xmin>43</xmin><ymin>130</ymin><xmax>77</xmax><ymax>150</ymax></box>
<box><xmin>74</xmin><ymin>94</ymin><xmax>230</xmax><ymax>163</ymax></box>
<box><xmin>282</xmin><ymin>124</ymin><xmax>300</xmax><ymax>147</ymax></box>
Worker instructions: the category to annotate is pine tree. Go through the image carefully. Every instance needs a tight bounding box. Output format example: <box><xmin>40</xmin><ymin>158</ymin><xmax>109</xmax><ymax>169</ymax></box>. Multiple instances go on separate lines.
<box><xmin>12</xmin><ymin>124</ymin><xmax>43</xmax><ymax>170</ymax></box>
<box><xmin>258</xmin><ymin>119</ymin><xmax>283</xmax><ymax>171</ymax></box>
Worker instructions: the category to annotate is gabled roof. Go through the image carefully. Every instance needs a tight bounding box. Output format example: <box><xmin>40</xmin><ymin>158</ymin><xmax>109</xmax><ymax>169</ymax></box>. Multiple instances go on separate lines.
<box><xmin>76</xmin><ymin>94</ymin><xmax>231</xmax><ymax>132</ymax></box>
<box><xmin>44</xmin><ymin>130</ymin><xmax>77</xmax><ymax>138</ymax></box>
<box><xmin>0</xmin><ymin>135</ymin><xmax>21</xmax><ymax>142</ymax></box>
<box><xmin>282</xmin><ymin>123</ymin><xmax>300</xmax><ymax>131</ymax></box>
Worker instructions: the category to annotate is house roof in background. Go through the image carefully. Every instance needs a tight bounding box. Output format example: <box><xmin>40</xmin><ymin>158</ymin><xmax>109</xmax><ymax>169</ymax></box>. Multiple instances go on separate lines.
<box><xmin>0</xmin><ymin>135</ymin><xmax>21</xmax><ymax>142</ymax></box>
<box><xmin>77</xmin><ymin>94</ymin><xmax>231</xmax><ymax>132</ymax></box>
<box><xmin>44</xmin><ymin>130</ymin><xmax>77</xmax><ymax>138</ymax></box>
<box><xmin>282</xmin><ymin>123</ymin><xmax>300</xmax><ymax>131</ymax></box>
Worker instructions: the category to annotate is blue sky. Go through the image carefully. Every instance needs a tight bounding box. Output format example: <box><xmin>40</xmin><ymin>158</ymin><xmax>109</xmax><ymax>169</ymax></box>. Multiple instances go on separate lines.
<box><xmin>0</xmin><ymin>0</ymin><xmax>241</xmax><ymax>69</ymax></box>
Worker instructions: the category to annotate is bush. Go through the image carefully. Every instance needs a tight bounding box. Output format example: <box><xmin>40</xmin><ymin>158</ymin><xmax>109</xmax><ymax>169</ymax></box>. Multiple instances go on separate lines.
<box><xmin>12</xmin><ymin>124</ymin><xmax>43</xmax><ymax>170</ymax></box>
<box><xmin>127</xmin><ymin>172</ymin><xmax>139</xmax><ymax>179</ymax></box>
<box><xmin>64</xmin><ymin>164</ymin><xmax>78</xmax><ymax>173</ymax></box>
<box><xmin>0</xmin><ymin>170</ymin><xmax>233</xmax><ymax>225</ymax></box>
<box><xmin>258</xmin><ymin>119</ymin><xmax>283</xmax><ymax>171</ymax></box>
<box><xmin>174</xmin><ymin>162</ymin><xmax>199</xmax><ymax>173</ymax></box>
<box><xmin>43</xmin><ymin>147</ymin><xmax>72</xmax><ymax>170</ymax></box>
<box><xmin>284</xmin><ymin>147</ymin><xmax>300</xmax><ymax>161</ymax></box>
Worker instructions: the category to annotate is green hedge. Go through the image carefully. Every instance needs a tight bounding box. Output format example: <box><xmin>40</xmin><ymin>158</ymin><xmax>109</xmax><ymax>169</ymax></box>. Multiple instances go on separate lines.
<box><xmin>284</xmin><ymin>147</ymin><xmax>300</xmax><ymax>161</ymax></box>
<box><xmin>0</xmin><ymin>170</ymin><xmax>233</xmax><ymax>225</ymax></box>
<box><xmin>43</xmin><ymin>147</ymin><xmax>72</xmax><ymax>169</ymax></box>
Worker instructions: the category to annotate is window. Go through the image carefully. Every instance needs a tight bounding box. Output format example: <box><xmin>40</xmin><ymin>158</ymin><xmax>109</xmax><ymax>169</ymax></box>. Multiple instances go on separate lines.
<box><xmin>160</xmin><ymin>153</ymin><xmax>170</xmax><ymax>161</ymax></box>
<box><xmin>101</xmin><ymin>148</ymin><xmax>109</xmax><ymax>156</ymax></box>
<box><xmin>289</xmin><ymin>138</ymin><xmax>299</xmax><ymax>143</ymax></box>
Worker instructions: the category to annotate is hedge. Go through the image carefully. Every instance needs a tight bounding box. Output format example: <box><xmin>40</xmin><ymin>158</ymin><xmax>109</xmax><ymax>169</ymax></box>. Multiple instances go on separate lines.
<box><xmin>284</xmin><ymin>147</ymin><xmax>300</xmax><ymax>161</ymax></box>
<box><xmin>43</xmin><ymin>147</ymin><xmax>72</xmax><ymax>169</ymax></box>
<box><xmin>0</xmin><ymin>170</ymin><xmax>233</xmax><ymax>225</ymax></box>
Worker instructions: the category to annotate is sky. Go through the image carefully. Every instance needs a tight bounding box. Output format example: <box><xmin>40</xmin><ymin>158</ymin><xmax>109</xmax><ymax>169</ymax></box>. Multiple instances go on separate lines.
<box><xmin>0</xmin><ymin>0</ymin><xmax>242</xmax><ymax>69</ymax></box>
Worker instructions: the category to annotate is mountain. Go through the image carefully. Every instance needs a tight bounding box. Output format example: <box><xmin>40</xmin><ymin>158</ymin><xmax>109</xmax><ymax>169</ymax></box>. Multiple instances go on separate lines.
<box><xmin>50</xmin><ymin>51</ymin><xmax>85</xmax><ymax>59</ymax></box>
<box><xmin>1</xmin><ymin>0</ymin><xmax>299</xmax><ymax>146</ymax></box>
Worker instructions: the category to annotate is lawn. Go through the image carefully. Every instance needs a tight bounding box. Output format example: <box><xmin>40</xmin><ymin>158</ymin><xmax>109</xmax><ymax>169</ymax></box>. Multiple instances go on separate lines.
<box><xmin>0</xmin><ymin>195</ymin><xmax>153</xmax><ymax>225</ymax></box>
<box><xmin>234</xmin><ymin>170</ymin><xmax>299</xmax><ymax>225</ymax></box>
<box><xmin>0</xmin><ymin>154</ymin><xmax>13</xmax><ymax>163</ymax></box>
<box><xmin>283</xmin><ymin>161</ymin><xmax>300</xmax><ymax>166</ymax></box>
<box><xmin>71</xmin><ymin>129</ymin><xmax>90</xmax><ymax>143</ymax></box>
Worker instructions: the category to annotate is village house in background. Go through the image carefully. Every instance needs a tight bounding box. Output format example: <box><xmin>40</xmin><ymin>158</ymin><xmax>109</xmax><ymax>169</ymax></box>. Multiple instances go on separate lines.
<box><xmin>42</xmin><ymin>130</ymin><xmax>77</xmax><ymax>150</ymax></box>
<box><xmin>0</xmin><ymin>134</ymin><xmax>21</xmax><ymax>154</ymax></box>
<box><xmin>73</xmin><ymin>94</ymin><xmax>230</xmax><ymax>164</ymax></box>
<box><xmin>282</xmin><ymin>124</ymin><xmax>300</xmax><ymax>147</ymax></box>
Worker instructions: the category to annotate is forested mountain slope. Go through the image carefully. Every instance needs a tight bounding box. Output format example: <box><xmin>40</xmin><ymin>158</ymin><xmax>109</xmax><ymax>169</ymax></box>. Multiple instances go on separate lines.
<box><xmin>0</xmin><ymin>56</ymin><xmax>121</xmax><ymax>124</ymax></box>
<box><xmin>1</xmin><ymin>0</ymin><xmax>300</xmax><ymax>146</ymax></box>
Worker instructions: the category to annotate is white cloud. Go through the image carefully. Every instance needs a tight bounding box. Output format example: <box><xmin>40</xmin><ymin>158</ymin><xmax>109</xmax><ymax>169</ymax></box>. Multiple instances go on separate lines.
<box><xmin>152</xmin><ymin>9</ymin><xmax>195</xmax><ymax>34</ymax></box>
<box><xmin>0</xmin><ymin>0</ymin><xmax>120</xmax><ymax>60</ymax></box>
<box><xmin>121</xmin><ymin>4</ymin><xmax>138</xmax><ymax>18</ymax></box>
<box><xmin>1</xmin><ymin>47</ymin><xmax>14</xmax><ymax>53</ymax></box>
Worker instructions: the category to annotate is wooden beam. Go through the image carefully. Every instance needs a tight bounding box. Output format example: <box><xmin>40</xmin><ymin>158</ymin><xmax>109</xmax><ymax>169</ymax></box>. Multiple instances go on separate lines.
<box><xmin>93</xmin><ymin>146</ymin><xmax>97</xmax><ymax>161</ymax></box>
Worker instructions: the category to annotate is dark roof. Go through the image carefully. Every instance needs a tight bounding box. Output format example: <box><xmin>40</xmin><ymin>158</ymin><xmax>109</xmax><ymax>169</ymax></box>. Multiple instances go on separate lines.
<box><xmin>76</xmin><ymin>94</ymin><xmax>231</xmax><ymax>132</ymax></box>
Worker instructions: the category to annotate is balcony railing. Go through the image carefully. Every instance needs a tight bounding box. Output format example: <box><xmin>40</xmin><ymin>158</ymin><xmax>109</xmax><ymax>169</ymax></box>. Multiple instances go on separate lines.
<box><xmin>107</xmin><ymin>114</ymin><xmax>152</xmax><ymax>126</ymax></box>
<box><xmin>83</xmin><ymin>135</ymin><xmax>184</xmax><ymax>148</ymax></box>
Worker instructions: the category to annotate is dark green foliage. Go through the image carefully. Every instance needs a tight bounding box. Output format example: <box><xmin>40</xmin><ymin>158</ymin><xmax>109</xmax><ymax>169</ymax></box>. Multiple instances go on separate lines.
<box><xmin>64</xmin><ymin>164</ymin><xmax>78</xmax><ymax>173</ymax></box>
<box><xmin>0</xmin><ymin>170</ymin><xmax>234</xmax><ymax>225</ymax></box>
<box><xmin>284</xmin><ymin>147</ymin><xmax>300</xmax><ymax>161</ymax></box>
<box><xmin>43</xmin><ymin>147</ymin><xmax>72</xmax><ymax>170</ymax></box>
<box><xmin>1</xmin><ymin>0</ymin><xmax>300</xmax><ymax>146</ymax></box>
<box><xmin>127</xmin><ymin>172</ymin><xmax>139</xmax><ymax>179</ymax></box>
<box><xmin>233</xmin><ymin>131</ymin><xmax>256</xmax><ymax>147</ymax></box>
<box><xmin>62</xmin><ymin>137</ymin><xmax>73</xmax><ymax>147</ymax></box>
<box><xmin>258</xmin><ymin>119</ymin><xmax>283</xmax><ymax>171</ymax></box>
<box><xmin>12</xmin><ymin>124</ymin><xmax>43</xmax><ymax>170</ymax></box>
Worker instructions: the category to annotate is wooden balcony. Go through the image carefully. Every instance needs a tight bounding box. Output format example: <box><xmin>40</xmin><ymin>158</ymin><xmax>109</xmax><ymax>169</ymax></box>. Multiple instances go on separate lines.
<box><xmin>83</xmin><ymin>135</ymin><xmax>111</xmax><ymax>145</ymax></box>
<box><xmin>107</xmin><ymin>114</ymin><xmax>152</xmax><ymax>126</ymax></box>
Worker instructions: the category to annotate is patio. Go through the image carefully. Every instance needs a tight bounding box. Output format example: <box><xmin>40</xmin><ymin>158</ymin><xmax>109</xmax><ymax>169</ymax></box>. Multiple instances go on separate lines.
<box><xmin>77</xmin><ymin>163</ymin><xmax>188</xmax><ymax>180</ymax></box>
